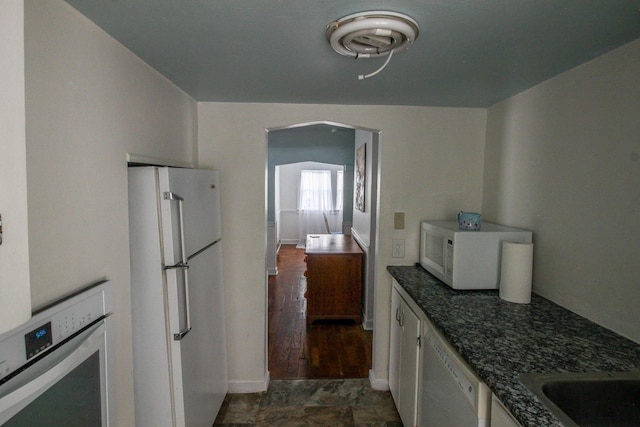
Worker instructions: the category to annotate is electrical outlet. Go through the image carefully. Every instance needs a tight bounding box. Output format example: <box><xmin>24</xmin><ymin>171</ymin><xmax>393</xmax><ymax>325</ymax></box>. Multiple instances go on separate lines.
<box><xmin>392</xmin><ymin>239</ymin><xmax>405</xmax><ymax>258</ymax></box>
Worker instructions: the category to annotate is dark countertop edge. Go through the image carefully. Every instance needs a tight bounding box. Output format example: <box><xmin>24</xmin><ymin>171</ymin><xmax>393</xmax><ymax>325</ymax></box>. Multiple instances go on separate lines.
<box><xmin>387</xmin><ymin>264</ymin><xmax>640</xmax><ymax>427</ymax></box>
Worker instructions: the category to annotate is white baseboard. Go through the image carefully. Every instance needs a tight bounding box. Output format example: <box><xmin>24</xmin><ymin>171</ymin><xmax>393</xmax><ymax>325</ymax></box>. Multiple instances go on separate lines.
<box><xmin>267</xmin><ymin>267</ymin><xmax>278</xmax><ymax>276</ymax></box>
<box><xmin>369</xmin><ymin>369</ymin><xmax>389</xmax><ymax>391</ymax></box>
<box><xmin>227</xmin><ymin>372</ymin><xmax>270</xmax><ymax>393</ymax></box>
<box><xmin>279</xmin><ymin>239</ymin><xmax>299</xmax><ymax>245</ymax></box>
<box><xmin>362</xmin><ymin>318</ymin><xmax>374</xmax><ymax>331</ymax></box>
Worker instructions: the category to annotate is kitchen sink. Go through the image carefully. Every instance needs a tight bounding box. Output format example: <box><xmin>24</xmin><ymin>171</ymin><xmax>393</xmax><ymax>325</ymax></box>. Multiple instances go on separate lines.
<box><xmin>519</xmin><ymin>371</ymin><xmax>640</xmax><ymax>427</ymax></box>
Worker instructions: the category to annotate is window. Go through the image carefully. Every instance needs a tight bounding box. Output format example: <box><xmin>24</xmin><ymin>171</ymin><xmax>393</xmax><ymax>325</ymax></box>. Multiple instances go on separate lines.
<box><xmin>336</xmin><ymin>170</ymin><xmax>344</xmax><ymax>211</ymax></box>
<box><xmin>299</xmin><ymin>170</ymin><xmax>333</xmax><ymax>211</ymax></box>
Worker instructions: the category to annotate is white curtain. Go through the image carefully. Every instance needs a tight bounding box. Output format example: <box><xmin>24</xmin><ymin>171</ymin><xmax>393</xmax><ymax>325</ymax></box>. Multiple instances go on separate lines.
<box><xmin>335</xmin><ymin>170</ymin><xmax>344</xmax><ymax>211</ymax></box>
<box><xmin>297</xmin><ymin>170</ymin><xmax>336</xmax><ymax>247</ymax></box>
<box><xmin>334</xmin><ymin>170</ymin><xmax>344</xmax><ymax>233</ymax></box>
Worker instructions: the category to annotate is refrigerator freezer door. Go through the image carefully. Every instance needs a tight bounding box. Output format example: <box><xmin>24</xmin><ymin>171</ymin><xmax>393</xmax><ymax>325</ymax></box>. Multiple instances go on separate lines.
<box><xmin>163</xmin><ymin>168</ymin><xmax>221</xmax><ymax>259</ymax></box>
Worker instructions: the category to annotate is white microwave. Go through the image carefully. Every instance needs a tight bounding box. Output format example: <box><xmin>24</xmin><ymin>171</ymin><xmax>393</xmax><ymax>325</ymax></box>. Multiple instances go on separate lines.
<box><xmin>420</xmin><ymin>220</ymin><xmax>532</xmax><ymax>290</ymax></box>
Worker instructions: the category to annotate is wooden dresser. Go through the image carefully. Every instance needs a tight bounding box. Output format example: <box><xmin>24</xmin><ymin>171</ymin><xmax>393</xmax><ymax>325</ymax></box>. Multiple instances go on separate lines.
<box><xmin>304</xmin><ymin>234</ymin><xmax>363</xmax><ymax>326</ymax></box>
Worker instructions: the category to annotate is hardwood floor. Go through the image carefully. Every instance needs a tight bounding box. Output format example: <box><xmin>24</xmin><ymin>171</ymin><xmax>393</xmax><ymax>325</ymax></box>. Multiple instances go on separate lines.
<box><xmin>268</xmin><ymin>244</ymin><xmax>373</xmax><ymax>379</ymax></box>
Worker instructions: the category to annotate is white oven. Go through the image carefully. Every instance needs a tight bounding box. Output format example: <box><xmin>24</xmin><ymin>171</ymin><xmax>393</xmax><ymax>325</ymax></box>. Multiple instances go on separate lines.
<box><xmin>0</xmin><ymin>281</ymin><xmax>113</xmax><ymax>426</ymax></box>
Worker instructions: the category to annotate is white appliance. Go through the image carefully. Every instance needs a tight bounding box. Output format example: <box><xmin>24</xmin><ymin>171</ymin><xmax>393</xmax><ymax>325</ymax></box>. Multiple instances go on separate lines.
<box><xmin>128</xmin><ymin>166</ymin><xmax>227</xmax><ymax>427</ymax></box>
<box><xmin>420</xmin><ymin>220</ymin><xmax>532</xmax><ymax>290</ymax></box>
<box><xmin>421</xmin><ymin>321</ymin><xmax>491</xmax><ymax>427</ymax></box>
<box><xmin>0</xmin><ymin>281</ymin><xmax>113</xmax><ymax>426</ymax></box>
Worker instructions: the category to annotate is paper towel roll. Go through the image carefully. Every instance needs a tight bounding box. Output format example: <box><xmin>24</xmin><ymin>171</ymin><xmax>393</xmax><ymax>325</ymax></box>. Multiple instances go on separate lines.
<box><xmin>499</xmin><ymin>241</ymin><xmax>534</xmax><ymax>304</ymax></box>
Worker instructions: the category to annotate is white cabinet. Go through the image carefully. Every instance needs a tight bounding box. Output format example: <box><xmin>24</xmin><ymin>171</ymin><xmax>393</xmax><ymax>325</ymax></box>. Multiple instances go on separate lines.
<box><xmin>491</xmin><ymin>396</ymin><xmax>522</xmax><ymax>427</ymax></box>
<box><xmin>389</xmin><ymin>281</ymin><xmax>423</xmax><ymax>427</ymax></box>
<box><xmin>388</xmin><ymin>286</ymin><xmax>402</xmax><ymax>401</ymax></box>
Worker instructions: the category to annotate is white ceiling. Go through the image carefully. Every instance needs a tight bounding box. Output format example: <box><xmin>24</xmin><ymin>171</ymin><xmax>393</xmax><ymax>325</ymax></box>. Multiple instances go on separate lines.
<box><xmin>63</xmin><ymin>0</ymin><xmax>640</xmax><ymax>107</ymax></box>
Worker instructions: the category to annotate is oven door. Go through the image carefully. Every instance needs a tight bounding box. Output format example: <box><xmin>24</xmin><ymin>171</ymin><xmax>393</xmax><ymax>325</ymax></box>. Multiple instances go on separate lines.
<box><xmin>0</xmin><ymin>320</ymin><xmax>109</xmax><ymax>426</ymax></box>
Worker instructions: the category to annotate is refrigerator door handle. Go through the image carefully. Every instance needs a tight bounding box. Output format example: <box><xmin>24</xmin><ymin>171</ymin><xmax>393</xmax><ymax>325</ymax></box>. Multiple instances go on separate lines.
<box><xmin>163</xmin><ymin>191</ymin><xmax>192</xmax><ymax>341</ymax></box>
<box><xmin>173</xmin><ymin>257</ymin><xmax>192</xmax><ymax>341</ymax></box>
<box><xmin>163</xmin><ymin>261</ymin><xmax>190</xmax><ymax>271</ymax></box>
<box><xmin>163</xmin><ymin>191</ymin><xmax>183</xmax><ymax>202</ymax></box>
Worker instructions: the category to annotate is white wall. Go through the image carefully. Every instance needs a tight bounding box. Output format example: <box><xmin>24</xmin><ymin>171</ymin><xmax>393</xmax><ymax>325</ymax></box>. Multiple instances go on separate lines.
<box><xmin>484</xmin><ymin>38</ymin><xmax>640</xmax><ymax>343</ymax></box>
<box><xmin>24</xmin><ymin>1</ymin><xmax>197</xmax><ymax>424</ymax></box>
<box><xmin>351</xmin><ymin>130</ymin><xmax>377</xmax><ymax>330</ymax></box>
<box><xmin>0</xmin><ymin>0</ymin><xmax>32</xmax><ymax>333</ymax></box>
<box><xmin>197</xmin><ymin>103</ymin><xmax>486</xmax><ymax>389</ymax></box>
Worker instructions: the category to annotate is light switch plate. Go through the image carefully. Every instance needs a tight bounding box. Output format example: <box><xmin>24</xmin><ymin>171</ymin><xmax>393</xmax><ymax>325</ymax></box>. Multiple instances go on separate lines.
<box><xmin>394</xmin><ymin>212</ymin><xmax>405</xmax><ymax>229</ymax></box>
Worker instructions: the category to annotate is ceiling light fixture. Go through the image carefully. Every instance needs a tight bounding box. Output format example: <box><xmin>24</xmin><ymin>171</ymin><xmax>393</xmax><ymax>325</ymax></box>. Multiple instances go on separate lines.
<box><xmin>326</xmin><ymin>11</ymin><xmax>420</xmax><ymax>80</ymax></box>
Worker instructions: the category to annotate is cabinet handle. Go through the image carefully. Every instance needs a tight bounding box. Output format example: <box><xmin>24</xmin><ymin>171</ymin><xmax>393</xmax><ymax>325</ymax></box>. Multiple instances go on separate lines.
<box><xmin>395</xmin><ymin>307</ymin><xmax>401</xmax><ymax>322</ymax></box>
<box><xmin>399</xmin><ymin>308</ymin><xmax>405</xmax><ymax>327</ymax></box>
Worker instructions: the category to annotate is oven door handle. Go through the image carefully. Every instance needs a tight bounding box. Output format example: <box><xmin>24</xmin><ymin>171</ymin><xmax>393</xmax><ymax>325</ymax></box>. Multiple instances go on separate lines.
<box><xmin>0</xmin><ymin>322</ymin><xmax>105</xmax><ymax>424</ymax></box>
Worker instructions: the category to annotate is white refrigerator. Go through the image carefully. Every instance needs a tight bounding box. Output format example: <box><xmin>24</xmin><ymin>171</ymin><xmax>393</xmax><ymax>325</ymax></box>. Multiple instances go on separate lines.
<box><xmin>128</xmin><ymin>166</ymin><xmax>227</xmax><ymax>427</ymax></box>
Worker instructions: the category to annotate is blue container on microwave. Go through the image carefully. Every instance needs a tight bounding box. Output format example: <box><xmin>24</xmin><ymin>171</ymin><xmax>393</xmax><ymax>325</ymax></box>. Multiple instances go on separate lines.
<box><xmin>457</xmin><ymin>211</ymin><xmax>482</xmax><ymax>230</ymax></box>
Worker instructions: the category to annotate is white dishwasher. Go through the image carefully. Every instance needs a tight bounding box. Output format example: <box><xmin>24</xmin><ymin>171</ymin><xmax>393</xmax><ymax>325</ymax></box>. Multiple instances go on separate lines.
<box><xmin>420</xmin><ymin>322</ymin><xmax>491</xmax><ymax>427</ymax></box>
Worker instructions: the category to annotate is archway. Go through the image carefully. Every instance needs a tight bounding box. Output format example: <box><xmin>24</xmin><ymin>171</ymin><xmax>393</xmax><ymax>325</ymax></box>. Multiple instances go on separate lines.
<box><xmin>265</xmin><ymin>121</ymin><xmax>381</xmax><ymax>381</ymax></box>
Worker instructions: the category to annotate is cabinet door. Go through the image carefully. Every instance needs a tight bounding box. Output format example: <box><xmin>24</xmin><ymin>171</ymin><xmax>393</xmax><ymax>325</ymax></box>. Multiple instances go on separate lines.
<box><xmin>398</xmin><ymin>299</ymin><xmax>421</xmax><ymax>427</ymax></box>
<box><xmin>389</xmin><ymin>288</ymin><xmax>402</xmax><ymax>404</ymax></box>
<box><xmin>389</xmin><ymin>287</ymin><xmax>422</xmax><ymax>427</ymax></box>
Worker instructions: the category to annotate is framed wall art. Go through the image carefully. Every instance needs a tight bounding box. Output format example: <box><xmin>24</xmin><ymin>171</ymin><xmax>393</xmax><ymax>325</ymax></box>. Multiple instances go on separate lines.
<box><xmin>355</xmin><ymin>144</ymin><xmax>366</xmax><ymax>212</ymax></box>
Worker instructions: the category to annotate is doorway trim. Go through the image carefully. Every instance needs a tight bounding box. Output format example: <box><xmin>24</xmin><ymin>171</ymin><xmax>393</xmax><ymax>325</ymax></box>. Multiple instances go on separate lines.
<box><xmin>265</xmin><ymin>120</ymin><xmax>382</xmax><ymax>386</ymax></box>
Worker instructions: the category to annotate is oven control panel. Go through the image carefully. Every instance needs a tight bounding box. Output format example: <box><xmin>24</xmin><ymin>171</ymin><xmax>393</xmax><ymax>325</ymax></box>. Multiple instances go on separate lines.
<box><xmin>0</xmin><ymin>281</ymin><xmax>111</xmax><ymax>384</ymax></box>
<box><xmin>24</xmin><ymin>322</ymin><xmax>53</xmax><ymax>360</ymax></box>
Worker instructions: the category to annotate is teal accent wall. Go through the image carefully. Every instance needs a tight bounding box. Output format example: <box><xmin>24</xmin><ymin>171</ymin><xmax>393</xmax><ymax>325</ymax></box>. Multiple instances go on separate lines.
<box><xmin>267</xmin><ymin>125</ymin><xmax>355</xmax><ymax>223</ymax></box>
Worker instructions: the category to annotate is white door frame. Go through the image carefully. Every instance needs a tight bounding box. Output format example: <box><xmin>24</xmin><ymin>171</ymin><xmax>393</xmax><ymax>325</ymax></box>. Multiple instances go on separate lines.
<box><xmin>264</xmin><ymin>120</ymin><xmax>381</xmax><ymax>384</ymax></box>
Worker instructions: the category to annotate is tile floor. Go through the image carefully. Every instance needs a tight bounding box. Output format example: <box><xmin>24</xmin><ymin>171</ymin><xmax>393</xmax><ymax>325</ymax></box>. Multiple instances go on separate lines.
<box><xmin>213</xmin><ymin>378</ymin><xmax>402</xmax><ymax>426</ymax></box>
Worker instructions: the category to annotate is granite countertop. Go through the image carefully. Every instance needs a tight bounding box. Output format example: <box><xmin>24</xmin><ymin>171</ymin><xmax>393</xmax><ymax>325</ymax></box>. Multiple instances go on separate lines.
<box><xmin>387</xmin><ymin>265</ymin><xmax>640</xmax><ymax>427</ymax></box>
